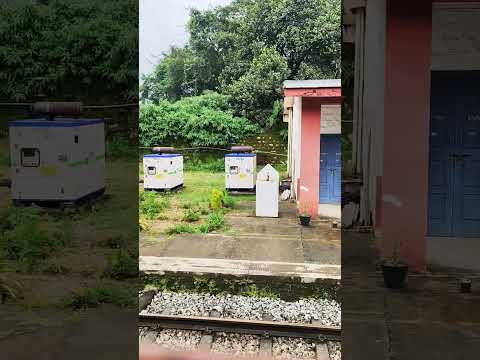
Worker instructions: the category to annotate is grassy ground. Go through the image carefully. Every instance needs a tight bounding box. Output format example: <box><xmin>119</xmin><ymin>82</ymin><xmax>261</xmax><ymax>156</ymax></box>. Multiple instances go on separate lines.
<box><xmin>138</xmin><ymin>154</ymin><xmax>270</xmax><ymax>236</ymax></box>
<box><xmin>139</xmin><ymin>167</ymin><xmax>255</xmax><ymax>235</ymax></box>
<box><xmin>0</xmin><ymin>137</ymin><xmax>138</xmax><ymax>308</ymax></box>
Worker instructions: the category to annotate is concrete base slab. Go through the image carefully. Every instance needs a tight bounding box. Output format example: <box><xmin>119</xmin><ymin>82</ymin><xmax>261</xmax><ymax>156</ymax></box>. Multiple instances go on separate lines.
<box><xmin>318</xmin><ymin>203</ymin><xmax>341</xmax><ymax>219</ymax></box>
<box><xmin>140</xmin><ymin>201</ymin><xmax>340</xmax><ymax>267</ymax></box>
<box><xmin>427</xmin><ymin>237</ymin><xmax>480</xmax><ymax>272</ymax></box>
<box><xmin>140</xmin><ymin>256</ymin><xmax>340</xmax><ymax>280</ymax></box>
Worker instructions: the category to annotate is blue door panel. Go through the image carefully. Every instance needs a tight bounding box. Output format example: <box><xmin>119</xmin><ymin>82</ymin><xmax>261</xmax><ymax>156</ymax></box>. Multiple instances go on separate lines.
<box><xmin>428</xmin><ymin>71</ymin><xmax>480</xmax><ymax>237</ymax></box>
<box><xmin>319</xmin><ymin>134</ymin><xmax>341</xmax><ymax>204</ymax></box>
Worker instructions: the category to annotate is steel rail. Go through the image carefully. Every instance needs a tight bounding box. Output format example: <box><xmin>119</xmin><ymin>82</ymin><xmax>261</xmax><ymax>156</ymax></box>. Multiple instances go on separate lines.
<box><xmin>139</xmin><ymin>314</ymin><xmax>341</xmax><ymax>341</ymax></box>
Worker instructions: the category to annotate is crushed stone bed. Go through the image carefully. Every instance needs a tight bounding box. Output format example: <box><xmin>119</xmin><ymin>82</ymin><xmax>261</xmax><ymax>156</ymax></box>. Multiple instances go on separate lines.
<box><xmin>211</xmin><ymin>332</ymin><xmax>260</xmax><ymax>357</ymax></box>
<box><xmin>273</xmin><ymin>337</ymin><xmax>316</xmax><ymax>359</ymax></box>
<box><xmin>139</xmin><ymin>327</ymin><xmax>201</xmax><ymax>351</ymax></box>
<box><xmin>327</xmin><ymin>341</ymin><xmax>341</xmax><ymax>360</ymax></box>
<box><xmin>141</xmin><ymin>291</ymin><xmax>341</xmax><ymax>327</ymax></box>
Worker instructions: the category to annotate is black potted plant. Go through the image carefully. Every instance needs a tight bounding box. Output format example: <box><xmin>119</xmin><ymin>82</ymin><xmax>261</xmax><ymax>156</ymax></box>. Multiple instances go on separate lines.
<box><xmin>381</xmin><ymin>237</ymin><xmax>408</xmax><ymax>288</ymax></box>
<box><xmin>298</xmin><ymin>203</ymin><xmax>312</xmax><ymax>226</ymax></box>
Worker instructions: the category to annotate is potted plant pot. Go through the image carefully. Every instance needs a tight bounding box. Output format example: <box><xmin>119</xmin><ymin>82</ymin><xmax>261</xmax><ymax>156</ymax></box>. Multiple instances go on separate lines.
<box><xmin>299</xmin><ymin>215</ymin><xmax>311</xmax><ymax>226</ymax></box>
<box><xmin>382</xmin><ymin>261</ymin><xmax>408</xmax><ymax>289</ymax></box>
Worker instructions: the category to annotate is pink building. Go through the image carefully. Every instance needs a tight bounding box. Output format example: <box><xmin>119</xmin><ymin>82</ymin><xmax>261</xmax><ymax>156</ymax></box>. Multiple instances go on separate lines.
<box><xmin>344</xmin><ymin>0</ymin><xmax>480</xmax><ymax>272</ymax></box>
<box><xmin>283</xmin><ymin>80</ymin><xmax>342</xmax><ymax>219</ymax></box>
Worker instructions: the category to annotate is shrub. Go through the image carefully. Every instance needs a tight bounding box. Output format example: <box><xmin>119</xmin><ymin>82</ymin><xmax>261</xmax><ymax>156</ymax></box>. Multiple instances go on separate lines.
<box><xmin>198</xmin><ymin>211</ymin><xmax>224</xmax><ymax>234</ymax></box>
<box><xmin>165</xmin><ymin>224</ymin><xmax>197</xmax><ymax>235</ymax></box>
<box><xmin>221</xmin><ymin>192</ymin><xmax>235</xmax><ymax>208</ymax></box>
<box><xmin>182</xmin><ymin>209</ymin><xmax>200</xmax><ymax>222</ymax></box>
<box><xmin>103</xmin><ymin>250</ymin><xmax>138</xmax><ymax>280</ymax></box>
<box><xmin>210</xmin><ymin>189</ymin><xmax>223</xmax><ymax>210</ymax></box>
<box><xmin>0</xmin><ymin>207</ymin><xmax>72</xmax><ymax>272</ymax></box>
<box><xmin>139</xmin><ymin>191</ymin><xmax>169</xmax><ymax>220</ymax></box>
<box><xmin>65</xmin><ymin>285</ymin><xmax>136</xmax><ymax>309</ymax></box>
<box><xmin>139</xmin><ymin>92</ymin><xmax>260</xmax><ymax>147</ymax></box>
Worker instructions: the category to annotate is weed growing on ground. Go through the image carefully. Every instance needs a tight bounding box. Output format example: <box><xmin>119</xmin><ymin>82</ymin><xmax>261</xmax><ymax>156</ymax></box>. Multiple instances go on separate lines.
<box><xmin>242</xmin><ymin>284</ymin><xmax>279</xmax><ymax>299</ymax></box>
<box><xmin>41</xmin><ymin>259</ymin><xmax>71</xmax><ymax>275</ymax></box>
<box><xmin>65</xmin><ymin>285</ymin><xmax>136</xmax><ymax>309</ymax></box>
<box><xmin>182</xmin><ymin>209</ymin><xmax>200</xmax><ymax>222</ymax></box>
<box><xmin>99</xmin><ymin>235</ymin><xmax>127</xmax><ymax>249</ymax></box>
<box><xmin>0</xmin><ymin>207</ymin><xmax>73</xmax><ymax>272</ymax></box>
<box><xmin>103</xmin><ymin>250</ymin><xmax>138</xmax><ymax>279</ymax></box>
<box><xmin>221</xmin><ymin>192</ymin><xmax>236</xmax><ymax>208</ymax></box>
<box><xmin>139</xmin><ymin>191</ymin><xmax>169</xmax><ymax>220</ymax></box>
<box><xmin>165</xmin><ymin>224</ymin><xmax>197</xmax><ymax>235</ymax></box>
<box><xmin>198</xmin><ymin>211</ymin><xmax>224</xmax><ymax>233</ymax></box>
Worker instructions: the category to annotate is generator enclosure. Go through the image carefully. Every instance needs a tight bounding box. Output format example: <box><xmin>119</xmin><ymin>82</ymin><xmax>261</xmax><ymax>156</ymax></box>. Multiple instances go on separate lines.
<box><xmin>9</xmin><ymin>118</ymin><xmax>105</xmax><ymax>203</ymax></box>
<box><xmin>256</xmin><ymin>164</ymin><xmax>279</xmax><ymax>217</ymax></box>
<box><xmin>225</xmin><ymin>153</ymin><xmax>256</xmax><ymax>190</ymax></box>
<box><xmin>143</xmin><ymin>154</ymin><xmax>183</xmax><ymax>190</ymax></box>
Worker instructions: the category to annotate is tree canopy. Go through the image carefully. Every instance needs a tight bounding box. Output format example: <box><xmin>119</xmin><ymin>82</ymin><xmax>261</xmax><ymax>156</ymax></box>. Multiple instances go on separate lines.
<box><xmin>140</xmin><ymin>0</ymin><xmax>341</xmax><ymax>127</ymax></box>
<box><xmin>0</xmin><ymin>0</ymin><xmax>138</xmax><ymax>102</ymax></box>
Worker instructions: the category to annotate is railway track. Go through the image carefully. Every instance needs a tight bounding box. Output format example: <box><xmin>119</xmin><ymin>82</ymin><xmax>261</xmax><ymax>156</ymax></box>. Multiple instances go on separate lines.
<box><xmin>139</xmin><ymin>313</ymin><xmax>341</xmax><ymax>359</ymax></box>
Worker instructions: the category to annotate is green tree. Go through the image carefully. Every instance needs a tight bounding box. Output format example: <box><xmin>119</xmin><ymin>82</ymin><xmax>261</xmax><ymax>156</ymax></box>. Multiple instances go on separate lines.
<box><xmin>141</xmin><ymin>0</ymin><xmax>341</xmax><ymax>128</ymax></box>
<box><xmin>0</xmin><ymin>0</ymin><xmax>138</xmax><ymax>102</ymax></box>
<box><xmin>222</xmin><ymin>48</ymin><xmax>289</xmax><ymax>126</ymax></box>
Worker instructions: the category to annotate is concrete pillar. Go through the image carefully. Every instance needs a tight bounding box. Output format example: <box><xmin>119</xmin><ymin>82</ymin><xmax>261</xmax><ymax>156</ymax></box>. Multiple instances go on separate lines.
<box><xmin>382</xmin><ymin>0</ymin><xmax>432</xmax><ymax>271</ymax></box>
<box><xmin>299</xmin><ymin>98</ymin><xmax>321</xmax><ymax>218</ymax></box>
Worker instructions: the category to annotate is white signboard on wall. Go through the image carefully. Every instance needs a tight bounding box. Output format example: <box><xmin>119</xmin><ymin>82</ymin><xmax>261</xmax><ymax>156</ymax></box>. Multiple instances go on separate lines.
<box><xmin>432</xmin><ymin>3</ymin><xmax>480</xmax><ymax>70</ymax></box>
<box><xmin>320</xmin><ymin>104</ymin><xmax>341</xmax><ymax>134</ymax></box>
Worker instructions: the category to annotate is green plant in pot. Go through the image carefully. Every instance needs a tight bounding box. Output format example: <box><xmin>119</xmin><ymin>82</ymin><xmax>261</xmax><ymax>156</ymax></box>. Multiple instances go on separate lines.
<box><xmin>298</xmin><ymin>202</ymin><xmax>312</xmax><ymax>226</ymax></box>
<box><xmin>381</xmin><ymin>236</ymin><xmax>408</xmax><ymax>289</ymax></box>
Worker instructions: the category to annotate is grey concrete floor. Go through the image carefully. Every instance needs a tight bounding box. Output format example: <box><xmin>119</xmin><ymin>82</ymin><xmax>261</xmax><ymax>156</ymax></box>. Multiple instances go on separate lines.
<box><xmin>342</xmin><ymin>231</ymin><xmax>480</xmax><ymax>360</ymax></box>
<box><xmin>140</xmin><ymin>201</ymin><xmax>341</xmax><ymax>266</ymax></box>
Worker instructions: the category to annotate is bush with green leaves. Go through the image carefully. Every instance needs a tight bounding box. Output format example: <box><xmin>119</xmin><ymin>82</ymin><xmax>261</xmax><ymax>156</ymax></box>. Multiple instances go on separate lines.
<box><xmin>198</xmin><ymin>211</ymin><xmax>224</xmax><ymax>234</ymax></box>
<box><xmin>210</xmin><ymin>189</ymin><xmax>223</xmax><ymax>211</ymax></box>
<box><xmin>0</xmin><ymin>207</ymin><xmax>72</xmax><ymax>272</ymax></box>
<box><xmin>182</xmin><ymin>209</ymin><xmax>200</xmax><ymax>223</ymax></box>
<box><xmin>103</xmin><ymin>250</ymin><xmax>138</xmax><ymax>280</ymax></box>
<box><xmin>139</xmin><ymin>191</ymin><xmax>169</xmax><ymax>220</ymax></box>
<box><xmin>139</xmin><ymin>92</ymin><xmax>260</xmax><ymax>147</ymax></box>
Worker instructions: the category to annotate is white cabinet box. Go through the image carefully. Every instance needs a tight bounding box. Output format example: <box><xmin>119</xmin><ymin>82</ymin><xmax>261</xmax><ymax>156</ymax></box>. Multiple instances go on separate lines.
<box><xmin>256</xmin><ymin>164</ymin><xmax>279</xmax><ymax>217</ymax></box>
<box><xmin>225</xmin><ymin>153</ymin><xmax>256</xmax><ymax>191</ymax></box>
<box><xmin>9</xmin><ymin>118</ymin><xmax>105</xmax><ymax>204</ymax></box>
<box><xmin>143</xmin><ymin>154</ymin><xmax>183</xmax><ymax>191</ymax></box>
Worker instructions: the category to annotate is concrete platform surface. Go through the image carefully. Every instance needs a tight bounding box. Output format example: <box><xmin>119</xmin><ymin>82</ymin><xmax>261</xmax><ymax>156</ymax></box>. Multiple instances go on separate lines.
<box><xmin>140</xmin><ymin>201</ymin><xmax>340</xmax><ymax>268</ymax></box>
<box><xmin>140</xmin><ymin>256</ymin><xmax>340</xmax><ymax>280</ymax></box>
<box><xmin>342</xmin><ymin>230</ymin><xmax>480</xmax><ymax>360</ymax></box>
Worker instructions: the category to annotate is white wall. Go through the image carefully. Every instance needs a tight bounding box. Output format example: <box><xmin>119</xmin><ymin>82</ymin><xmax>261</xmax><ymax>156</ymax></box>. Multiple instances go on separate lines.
<box><xmin>432</xmin><ymin>3</ymin><xmax>480</xmax><ymax>71</ymax></box>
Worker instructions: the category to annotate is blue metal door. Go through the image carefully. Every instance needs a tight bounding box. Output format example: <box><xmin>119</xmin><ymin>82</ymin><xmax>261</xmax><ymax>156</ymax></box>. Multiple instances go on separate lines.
<box><xmin>319</xmin><ymin>134</ymin><xmax>341</xmax><ymax>204</ymax></box>
<box><xmin>428</xmin><ymin>71</ymin><xmax>480</xmax><ymax>237</ymax></box>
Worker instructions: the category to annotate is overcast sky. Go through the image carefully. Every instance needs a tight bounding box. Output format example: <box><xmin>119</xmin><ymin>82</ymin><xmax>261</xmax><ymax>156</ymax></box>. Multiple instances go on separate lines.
<box><xmin>140</xmin><ymin>0</ymin><xmax>232</xmax><ymax>77</ymax></box>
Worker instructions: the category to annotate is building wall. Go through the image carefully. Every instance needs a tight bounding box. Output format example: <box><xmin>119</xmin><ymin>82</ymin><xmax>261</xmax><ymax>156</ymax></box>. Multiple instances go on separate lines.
<box><xmin>382</xmin><ymin>0</ymin><xmax>432</xmax><ymax>271</ymax></box>
<box><xmin>299</xmin><ymin>98</ymin><xmax>321</xmax><ymax>217</ymax></box>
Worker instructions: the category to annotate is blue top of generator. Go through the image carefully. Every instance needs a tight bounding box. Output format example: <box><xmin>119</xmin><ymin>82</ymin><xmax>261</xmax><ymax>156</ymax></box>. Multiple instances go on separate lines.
<box><xmin>9</xmin><ymin>118</ymin><xmax>103</xmax><ymax>127</ymax></box>
<box><xmin>143</xmin><ymin>154</ymin><xmax>181</xmax><ymax>158</ymax></box>
<box><xmin>225</xmin><ymin>153</ymin><xmax>256</xmax><ymax>158</ymax></box>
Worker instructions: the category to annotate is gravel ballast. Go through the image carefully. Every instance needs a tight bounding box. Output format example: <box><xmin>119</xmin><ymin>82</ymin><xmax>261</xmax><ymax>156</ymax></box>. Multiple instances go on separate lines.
<box><xmin>211</xmin><ymin>332</ymin><xmax>260</xmax><ymax>357</ymax></box>
<box><xmin>139</xmin><ymin>327</ymin><xmax>201</xmax><ymax>352</ymax></box>
<box><xmin>273</xmin><ymin>337</ymin><xmax>316</xmax><ymax>359</ymax></box>
<box><xmin>142</xmin><ymin>291</ymin><xmax>341</xmax><ymax>327</ymax></box>
<box><xmin>327</xmin><ymin>341</ymin><xmax>341</xmax><ymax>360</ymax></box>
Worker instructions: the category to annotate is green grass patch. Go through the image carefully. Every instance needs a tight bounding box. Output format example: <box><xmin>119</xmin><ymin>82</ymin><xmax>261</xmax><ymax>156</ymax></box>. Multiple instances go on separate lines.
<box><xmin>64</xmin><ymin>284</ymin><xmax>137</xmax><ymax>309</ymax></box>
<box><xmin>103</xmin><ymin>250</ymin><xmax>138</xmax><ymax>280</ymax></box>
<box><xmin>139</xmin><ymin>191</ymin><xmax>169</xmax><ymax>220</ymax></box>
<box><xmin>182</xmin><ymin>208</ymin><xmax>200</xmax><ymax>222</ymax></box>
<box><xmin>0</xmin><ymin>207</ymin><xmax>73</xmax><ymax>273</ymax></box>
<box><xmin>165</xmin><ymin>224</ymin><xmax>197</xmax><ymax>235</ymax></box>
<box><xmin>198</xmin><ymin>211</ymin><xmax>224</xmax><ymax>234</ymax></box>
